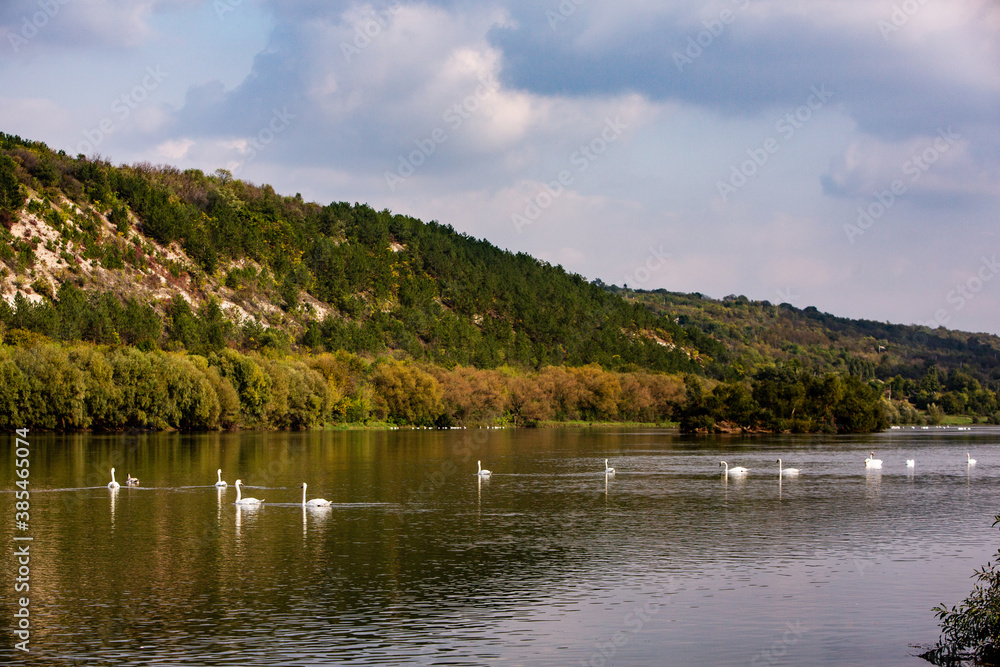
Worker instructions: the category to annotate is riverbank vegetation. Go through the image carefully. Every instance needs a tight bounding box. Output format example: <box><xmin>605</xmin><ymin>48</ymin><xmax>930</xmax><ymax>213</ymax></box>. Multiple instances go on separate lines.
<box><xmin>0</xmin><ymin>341</ymin><xmax>686</xmax><ymax>431</ymax></box>
<box><xmin>923</xmin><ymin>515</ymin><xmax>1000</xmax><ymax>666</ymax></box>
<box><xmin>679</xmin><ymin>366</ymin><xmax>888</xmax><ymax>434</ymax></box>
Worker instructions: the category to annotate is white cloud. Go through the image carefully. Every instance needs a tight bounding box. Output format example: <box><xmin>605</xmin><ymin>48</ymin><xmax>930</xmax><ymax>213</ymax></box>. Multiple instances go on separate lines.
<box><xmin>824</xmin><ymin>130</ymin><xmax>999</xmax><ymax>200</ymax></box>
<box><xmin>153</xmin><ymin>137</ymin><xmax>195</xmax><ymax>161</ymax></box>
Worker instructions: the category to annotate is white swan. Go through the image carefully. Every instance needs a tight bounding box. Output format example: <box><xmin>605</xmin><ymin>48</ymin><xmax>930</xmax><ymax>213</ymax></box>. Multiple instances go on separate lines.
<box><xmin>477</xmin><ymin>460</ymin><xmax>491</xmax><ymax>477</ymax></box>
<box><xmin>234</xmin><ymin>479</ymin><xmax>263</xmax><ymax>505</ymax></box>
<box><xmin>126</xmin><ymin>473</ymin><xmax>139</xmax><ymax>486</ymax></box>
<box><xmin>776</xmin><ymin>458</ymin><xmax>799</xmax><ymax>476</ymax></box>
<box><xmin>906</xmin><ymin>459</ymin><xmax>915</xmax><ymax>468</ymax></box>
<box><xmin>108</xmin><ymin>467</ymin><xmax>120</xmax><ymax>489</ymax></box>
<box><xmin>215</xmin><ymin>469</ymin><xmax>227</xmax><ymax>487</ymax></box>
<box><xmin>605</xmin><ymin>459</ymin><xmax>615</xmax><ymax>475</ymax></box>
<box><xmin>968</xmin><ymin>453</ymin><xmax>977</xmax><ymax>466</ymax></box>
<box><xmin>302</xmin><ymin>483</ymin><xmax>331</xmax><ymax>507</ymax></box>
<box><xmin>720</xmin><ymin>461</ymin><xmax>749</xmax><ymax>476</ymax></box>
<box><xmin>865</xmin><ymin>452</ymin><xmax>883</xmax><ymax>469</ymax></box>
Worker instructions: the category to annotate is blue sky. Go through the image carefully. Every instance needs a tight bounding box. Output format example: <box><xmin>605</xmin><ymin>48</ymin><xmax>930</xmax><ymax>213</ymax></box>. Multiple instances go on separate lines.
<box><xmin>2</xmin><ymin>0</ymin><xmax>998</xmax><ymax>334</ymax></box>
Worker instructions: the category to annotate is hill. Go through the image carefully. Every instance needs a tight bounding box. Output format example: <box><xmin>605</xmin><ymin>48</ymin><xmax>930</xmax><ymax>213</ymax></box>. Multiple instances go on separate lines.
<box><xmin>0</xmin><ymin>131</ymin><xmax>997</xmax><ymax>431</ymax></box>
<box><xmin>0</xmin><ymin>132</ymin><xmax>720</xmax><ymax>374</ymax></box>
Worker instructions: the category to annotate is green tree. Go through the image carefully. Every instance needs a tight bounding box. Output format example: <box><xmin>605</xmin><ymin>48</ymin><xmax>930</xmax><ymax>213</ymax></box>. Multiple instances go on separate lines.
<box><xmin>209</xmin><ymin>349</ymin><xmax>271</xmax><ymax>423</ymax></box>
<box><xmin>0</xmin><ymin>154</ymin><xmax>24</xmax><ymax>223</ymax></box>
<box><xmin>166</xmin><ymin>295</ymin><xmax>199</xmax><ymax>350</ymax></box>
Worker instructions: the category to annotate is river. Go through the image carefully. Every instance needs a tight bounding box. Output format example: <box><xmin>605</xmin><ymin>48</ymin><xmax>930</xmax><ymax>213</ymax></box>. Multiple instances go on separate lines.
<box><xmin>2</xmin><ymin>426</ymin><xmax>997</xmax><ymax>665</ymax></box>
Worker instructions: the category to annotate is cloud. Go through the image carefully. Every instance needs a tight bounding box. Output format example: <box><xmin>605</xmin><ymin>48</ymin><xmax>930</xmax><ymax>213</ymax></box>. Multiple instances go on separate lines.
<box><xmin>165</xmin><ymin>2</ymin><xmax>662</xmax><ymax>191</ymax></box>
<box><xmin>488</xmin><ymin>0</ymin><xmax>1000</xmax><ymax>140</ymax></box>
<box><xmin>0</xmin><ymin>0</ymin><xmax>187</xmax><ymax>54</ymax></box>
<box><xmin>3</xmin><ymin>0</ymin><xmax>997</xmax><ymax>333</ymax></box>
<box><xmin>821</xmin><ymin>129</ymin><xmax>999</xmax><ymax>204</ymax></box>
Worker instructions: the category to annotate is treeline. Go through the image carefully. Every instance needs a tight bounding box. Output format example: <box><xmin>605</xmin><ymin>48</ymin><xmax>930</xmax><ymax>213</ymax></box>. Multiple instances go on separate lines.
<box><xmin>0</xmin><ymin>341</ymin><xmax>688</xmax><ymax>431</ymax></box>
<box><xmin>885</xmin><ymin>366</ymin><xmax>1000</xmax><ymax>422</ymax></box>
<box><xmin>680</xmin><ymin>365</ymin><xmax>890</xmax><ymax>434</ymax></box>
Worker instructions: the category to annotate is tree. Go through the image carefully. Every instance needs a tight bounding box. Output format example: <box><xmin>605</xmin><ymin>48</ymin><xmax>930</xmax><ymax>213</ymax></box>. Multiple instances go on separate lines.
<box><xmin>209</xmin><ymin>349</ymin><xmax>271</xmax><ymax>423</ymax></box>
<box><xmin>0</xmin><ymin>154</ymin><xmax>24</xmax><ymax>224</ymax></box>
<box><xmin>832</xmin><ymin>375</ymin><xmax>888</xmax><ymax>433</ymax></box>
<box><xmin>370</xmin><ymin>359</ymin><xmax>443</xmax><ymax>425</ymax></box>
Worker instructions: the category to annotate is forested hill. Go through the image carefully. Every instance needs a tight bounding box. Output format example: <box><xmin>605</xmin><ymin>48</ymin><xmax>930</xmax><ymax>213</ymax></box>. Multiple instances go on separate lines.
<box><xmin>0</xmin><ymin>132</ymin><xmax>720</xmax><ymax>374</ymax></box>
<box><xmin>0</xmin><ymin>130</ymin><xmax>998</xmax><ymax>411</ymax></box>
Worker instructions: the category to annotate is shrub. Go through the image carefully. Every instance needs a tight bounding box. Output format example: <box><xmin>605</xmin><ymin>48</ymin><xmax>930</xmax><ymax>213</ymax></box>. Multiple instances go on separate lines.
<box><xmin>0</xmin><ymin>351</ymin><xmax>29</xmax><ymax>428</ymax></box>
<box><xmin>29</xmin><ymin>278</ymin><xmax>54</xmax><ymax>300</ymax></box>
<box><xmin>258</xmin><ymin>357</ymin><xmax>329</xmax><ymax>429</ymax></box>
<box><xmin>925</xmin><ymin>515</ymin><xmax>1000</xmax><ymax>665</ymax></box>
<box><xmin>68</xmin><ymin>345</ymin><xmax>117</xmax><ymax>429</ymax></box>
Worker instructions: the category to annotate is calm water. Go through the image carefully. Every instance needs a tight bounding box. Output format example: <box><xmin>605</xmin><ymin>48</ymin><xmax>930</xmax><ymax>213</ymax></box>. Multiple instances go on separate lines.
<box><xmin>2</xmin><ymin>427</ymin><xmax>999</xmax><ymax>665</ymax></box>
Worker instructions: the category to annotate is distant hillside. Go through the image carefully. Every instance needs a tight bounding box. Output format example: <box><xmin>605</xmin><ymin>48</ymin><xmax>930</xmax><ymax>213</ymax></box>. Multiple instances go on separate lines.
<box><xmin>608</xmin><ymin>287</ymin><xmax>1000</xmax><ymax>422</ymax></box>
<box><xmin>610</xmin><ymin>287</ymin><xmax>1000</xmax><ymax>382</ymax></box>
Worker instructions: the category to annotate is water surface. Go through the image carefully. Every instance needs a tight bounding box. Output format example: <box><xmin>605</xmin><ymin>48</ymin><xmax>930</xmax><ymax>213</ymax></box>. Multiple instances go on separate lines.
<box><xmin>2</xmin><ymin>427</ymin><xmax>998</xmax><ymax>665</ymax></box>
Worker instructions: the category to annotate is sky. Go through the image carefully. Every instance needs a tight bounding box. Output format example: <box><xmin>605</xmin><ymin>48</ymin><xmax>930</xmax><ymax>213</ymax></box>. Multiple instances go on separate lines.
<box><xmin>1</xmin><ymin>0</ymin><xmax>998</xmax><ymax>334</ymax></box>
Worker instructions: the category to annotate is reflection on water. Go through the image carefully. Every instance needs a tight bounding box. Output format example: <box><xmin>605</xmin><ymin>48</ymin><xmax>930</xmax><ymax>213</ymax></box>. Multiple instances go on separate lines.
<box><xmin>1</xmin><ymin>427</ymin><xmax>999</xmax><ymax>665</ymax></box>
<box><xmin>109</xmin><ymin>486</ymin><xmax>118</xmax><ymax>527</ymax></box>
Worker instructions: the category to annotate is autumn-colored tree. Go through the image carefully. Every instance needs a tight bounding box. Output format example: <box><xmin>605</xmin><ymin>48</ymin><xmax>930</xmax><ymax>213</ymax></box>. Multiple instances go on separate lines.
<box><xmin>431</xmin><ymin>365</ymin><xmax>505</xmax><ymax>425</ymax></box>
<box><xmin>569</xmin><ymin>364</ymin><xmax>622</xmax><ymax>421</ymax></box>
<box><xmin>505</xmin><ymin>374</ymin><xmax>554</xmax><ymax>426</ymax></box>
<box><xmin>370</xmin><ymin>358</ymin><xmax>443</xmax><ymax>425</ymax></box>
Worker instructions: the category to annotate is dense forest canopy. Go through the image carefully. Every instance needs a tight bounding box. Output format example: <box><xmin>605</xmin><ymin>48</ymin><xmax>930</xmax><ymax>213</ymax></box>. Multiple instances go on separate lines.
<box><xmin>0</xmin><ymin>131</ymin><xmax>998</xmax><ymax>431</ymax></box>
